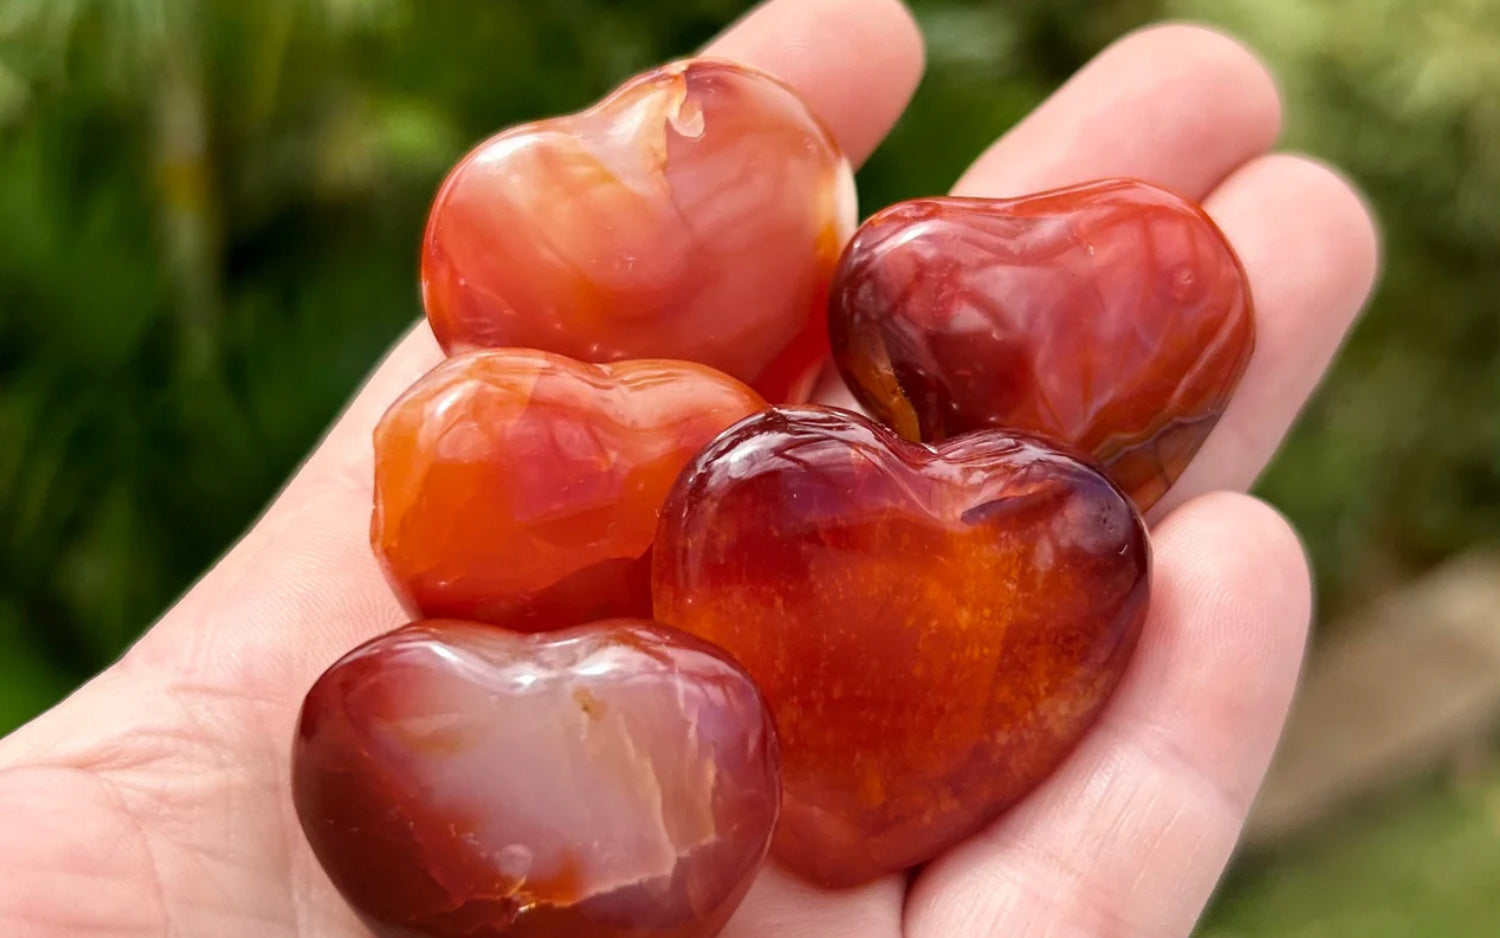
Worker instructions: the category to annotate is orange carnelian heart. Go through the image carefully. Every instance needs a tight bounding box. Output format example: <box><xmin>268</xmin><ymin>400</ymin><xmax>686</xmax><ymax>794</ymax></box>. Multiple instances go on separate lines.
<box><xmin>829</xmin><ymin>179</ymin><xmax>1254</xmax><ymax>510</ymax></box>
<box><xmin>294</xmin><ymin>619</ymin><xmax>781</xmax><ymax>938</ymax></box>
<box><xmin>373</xmin><ymin>349</ymin><xmax>764</xmax><ymax>630</ymax></box>
<box><xmin>422</xmin><ymin>58</ymin><xmax>855</xmax><ymax>403</ymax></box>
<box><xmin>653</xmin><ymin>407</ymin><xmax>1151</xmax><ymax>887</ymax></box>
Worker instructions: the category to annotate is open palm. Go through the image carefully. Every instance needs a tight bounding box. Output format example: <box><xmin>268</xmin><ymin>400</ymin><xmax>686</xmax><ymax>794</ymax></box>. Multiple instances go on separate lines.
<box><xmin>0</xmin><ymin>1</ymin><xmax>1378</xmax><ymax>935</ymax></box>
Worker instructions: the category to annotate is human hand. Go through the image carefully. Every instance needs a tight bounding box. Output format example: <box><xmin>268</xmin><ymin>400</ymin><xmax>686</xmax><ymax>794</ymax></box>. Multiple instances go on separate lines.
<box><xmin>0</xmin><ymin>0</ymin><xmax>1379</xmax><ymax>935</ymax></box>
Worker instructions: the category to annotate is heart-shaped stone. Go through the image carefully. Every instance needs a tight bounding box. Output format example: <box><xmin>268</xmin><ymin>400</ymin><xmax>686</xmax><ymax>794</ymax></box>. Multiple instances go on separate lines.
<box><xmin>422</xmin><ymin>58</ymin><xmax>856</xmax><ymax>403</ymax></box>
<box><xmin>294</xmin><ymin>619</ymin><xmax>780</xmax><ymax>938</ymax></box>
<box><xmin>373</xmin><ymin>349</ymin><xmax>764</xmax><ymax>630</ymax></box>
<box><xmin>653</xmin><ymin>407</ymin><xmax>1151</xmax><ymax>887</ymax></box>
<box><xmin>829</xmin><ymin>178</ymin><xmax>1254</xmax><ymax>510</ymax></box>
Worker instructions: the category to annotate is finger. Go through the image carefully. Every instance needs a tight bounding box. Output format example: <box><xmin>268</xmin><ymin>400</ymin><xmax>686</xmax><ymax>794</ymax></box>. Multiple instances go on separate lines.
<box><xmin>707</xmin><ymin>0</ymin><xmax>924</xmax><ymax>166</ymax></box>
<box><xmin>1149</xmin><ymin>154</ymin><xmax>1381</xmax><ymax>517</ymax></box>
<box><xmin>906</xmin><ymin>492</ymin><xmax>1311</xmax><ymax>938</ymax></box>
<box><xmin>953</xmin><ymin>23</ymin><xmax>1282</xmax><ymax>199</ymax></box>
<box><xmin>721</xmin><ymin>866</ymin><xmax>902</xmax><ymax>938</ymax></box>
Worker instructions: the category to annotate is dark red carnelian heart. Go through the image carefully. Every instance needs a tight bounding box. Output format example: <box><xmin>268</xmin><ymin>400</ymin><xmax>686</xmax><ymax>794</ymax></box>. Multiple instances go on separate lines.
<box><xmin>829</xmin><ymin>178</ymin><xmax>1254</xmax><ymax>510</ymax></box>
<box><xmin>372</xmin><ymin>349</ymin><xmax>764</xmax><ymax>631</ymax></box>
<box><xmin>652</xmin><ymin>406</ymin><xmax>1151</xmax><ymax>887</ymax></box>
<box><xmin>293</xmin><ymin>619</ymin><xmax>781</xmax><ymax>938</ymax></box>
<box><xmin>422</xmin><ymin>58</ymin><xmax>855</xmax><ymax>403</ymax></box>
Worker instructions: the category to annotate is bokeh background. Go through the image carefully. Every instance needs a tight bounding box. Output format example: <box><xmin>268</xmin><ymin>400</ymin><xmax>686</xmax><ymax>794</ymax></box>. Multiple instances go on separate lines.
<box><xmin>2</xmin><ymin>0</ymin><xmax>1498</xmax><ymax>934</ymax></box>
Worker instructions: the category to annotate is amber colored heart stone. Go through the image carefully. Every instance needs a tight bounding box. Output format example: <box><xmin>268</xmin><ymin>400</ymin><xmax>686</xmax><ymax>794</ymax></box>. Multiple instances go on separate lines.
<box><xmin>421</xmin><ymin>58</ymin><xmax>856</xmax><ymax>403</ymax></box>
<box><xmin>372</xmin><ymin>349</ymin><xmax>764</xmax><ymax>630</ymax></box>
<box><xmin>829</xmin><ymin>179</ymin><xmax>1254</xmax><ymax>510</ymax></box>
<box><xmin>293</xmin><ymin>619</ymin><xmax>780</xmax><ymax>938</ymax></box>
<box><xmin>652</xmin><ymin>407</ymin><xmax>1151</xmax><ymax>887</ymax></box>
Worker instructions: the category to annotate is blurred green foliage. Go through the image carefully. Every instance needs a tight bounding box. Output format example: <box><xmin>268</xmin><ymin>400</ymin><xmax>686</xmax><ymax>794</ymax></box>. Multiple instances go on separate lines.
<box><xmin>1188</xmin><ymin>0</ymin><xmax>1500</xmax><ymax>617</ymax></box>
<box><xmin>1201</xmin><ymin>768</ymin><xmax>1500</xmax><ymax>936</ymax></box>
<box><xmin>1</xmin><ymin>0</ymin><xmax>1497</xmax><ymax>703</ymax></box>
<box><xmin>2</xmin><ymin>3</ymin><xmax>1500</xmax><ymax>932</ymax></box>
<box><xmin>11</xmin><ymin>0</ymin><xmax>1499</xmax><ymax>729</ymax></box>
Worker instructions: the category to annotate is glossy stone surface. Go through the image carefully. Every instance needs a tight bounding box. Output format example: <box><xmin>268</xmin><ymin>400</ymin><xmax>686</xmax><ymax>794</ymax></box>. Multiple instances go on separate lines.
<box><xmin>373</xmin><ymin>350</ymin><xmax>764</xmax><ymax>630</ymax></box>
<box><xmin>422</xmin><ymin>58</ymin><xmax>856</xmax><ymax>403</ymax></box>
<box><xmin>829</xmin><ymin>179</ymin><xmax>1255</xmax><ymax>510</ymax></box>
<box><xmin>294</xmin><ymin>619</ymin><xmax>780</xmax><ymax>938</ymax></box>
<box><xmin>653</xmin><ymin>407</ymin><xmax>1151</xmax><ymax>886</ymax></box>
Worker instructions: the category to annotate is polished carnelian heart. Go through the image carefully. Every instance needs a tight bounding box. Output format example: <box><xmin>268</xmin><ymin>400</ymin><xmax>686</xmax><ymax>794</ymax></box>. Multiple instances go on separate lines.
<box><xmin>653</xmin><ymin>407</ymin><xmax>1151</xmax><ymax>887</ymax></box>
<box><xmin>829</xmin><ymin>179</ymin><xmax>1255</xmax><ymax>510</ymax></box>
<box><xmin>294</xmin><ymin>619</ymin><xmax>781</xmax><ymax>938</ymax></box>
<box><xmin>422</xmin><ymin>58</ymin><xmax>856</xmax><ymax>403</ymax></box>
<box><xmin>373</xmin><ymin>349</ymin><xmax>764</xmax><ymax>630</ymax></box>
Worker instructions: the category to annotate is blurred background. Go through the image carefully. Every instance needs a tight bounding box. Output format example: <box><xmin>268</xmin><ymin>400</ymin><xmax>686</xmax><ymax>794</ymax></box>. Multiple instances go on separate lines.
<box><xmin>1</xmin><ymin>0</ymin><xmax>1498</xmax><ymax>933</ymax></box>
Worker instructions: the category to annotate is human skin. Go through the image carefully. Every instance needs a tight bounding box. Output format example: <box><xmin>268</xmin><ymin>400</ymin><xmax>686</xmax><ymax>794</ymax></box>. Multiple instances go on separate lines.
<box><xmin>0</xmin><ymin>2</ymin><xmax>1379</xmax><ymax>937</ymax></box>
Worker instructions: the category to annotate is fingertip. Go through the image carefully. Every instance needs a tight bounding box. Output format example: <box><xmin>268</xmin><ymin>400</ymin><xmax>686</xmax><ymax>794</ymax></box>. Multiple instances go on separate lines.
<box><xmin>706</xmin><ymin>0</ymin><xmax>926</xmax><ymax>165</ymax></box>
<box><xmin>1116</xmin><ymin>22</ymin><xmax>1284</xmax><ymax>152</ymax></box>
<box><xmin>1153</xmin><ymin>153</ymin><xmax>1382</xmax><ymax>511</ymax></box>
<box><xmin>1152</xmin><ymin>490</ymin><xmax>1313</xmax><ymax>655</ymax></box>
<box><xmin>955</xmin><ymin>20</ymin><xmax>1283</xmax><ymax>197</ymax></box>
<box><xmin>1210</xmin><ymin>152</ymin><xmax>1382</xmax><ymax>311</ymax></box>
